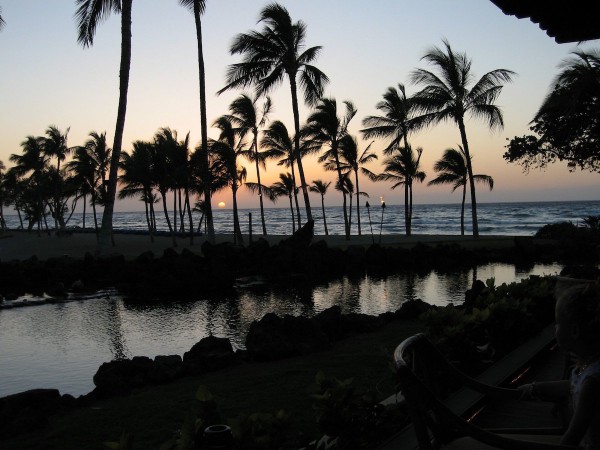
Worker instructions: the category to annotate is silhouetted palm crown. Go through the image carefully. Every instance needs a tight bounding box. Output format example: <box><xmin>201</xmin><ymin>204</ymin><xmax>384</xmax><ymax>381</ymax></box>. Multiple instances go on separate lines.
<box><xmin>217</xmin><ymin>3</ymin><xmax>328</xmax><ymax>102</ymax></box>
<box><xmin>361</xmin><ymin>84</ymin><xmax>425</xmax><ymax>154</ymax></box>
<box><xmin>410</xmin><ymin>40</ymin><xmax>515</xmax><ymax>131</ymax></box>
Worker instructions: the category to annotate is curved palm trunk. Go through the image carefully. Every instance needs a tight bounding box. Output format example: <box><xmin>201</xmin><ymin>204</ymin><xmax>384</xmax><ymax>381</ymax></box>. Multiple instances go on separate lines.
<box><xmin>460</xmin><ymin>183</ymin><xmax>466</xmax><ymax>236</ymax></box>
<box><xmin>16</xmin><ymin>207</ymin><xmax>24</xmax><ymax>230</ymax></box>
<box><xmin>232</xmin><ymin>184</ymin><xmax>243</xmax><ymax>245</ymax></box>
<box><xmin>354</xmin><ymin>169</ymin><xmax>361</xmax><ymax>235</ymax></box>
<box><xmin>290</xmin><ymin>162</ymin><xmax>302</xmax><ymax>229</ymax></box>
<box><xmin>253</xmin><ymin>132</ymin><xmax>267</xmax><ymax>236</ymax></box>
<box><xmin>458</xmin><ymin>120</ymin><xmax>479</xmax><ymax>237</ymax></box>
<box><xmin>289</xmin><ymin>78</ymin><xmax>312</xmax><ymax>224</ymax></box>
<box><xmin>171</xmin><ymin>190</ymin><xmax>178</xmax><ymax>246</ymax></box>
<box><xmin>160</xmin><ymin>189</ymin><xmax>175</xmax><ymax>246</ymax></box>
<box><xmin>193</xmin><ymin>1</ymin><xmax>215</xmax><ymax>243</ymax></box>
<box><xmin>320</xmin><ymin>194</ymin><xmax>328</xmax><ymax>235</ymax></box>
<box><xmin>143</xmin><ymin>196</ymin><xmax>152</xmax><ymax>241</ymax></box>
<box><xmin>185</xmin><ymin>187</ymin><xmax>194</xmax><ymax>245</ymax></box>
<box><xmin>98</xmin><ymin>0</ymin><xmax>133</xmax><ymax>254</ymax></box>
<box><xmin>288</xmin><ymin>194</ymin><xmax>296</xmax><ymax>234</ymax></box>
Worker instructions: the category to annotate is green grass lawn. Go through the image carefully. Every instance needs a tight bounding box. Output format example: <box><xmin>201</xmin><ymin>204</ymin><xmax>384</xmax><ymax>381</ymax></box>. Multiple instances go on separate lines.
<box><xmin>2</xmin><ymin>319</ymin><xmax>423</xmax><ymax>450</ymax></box>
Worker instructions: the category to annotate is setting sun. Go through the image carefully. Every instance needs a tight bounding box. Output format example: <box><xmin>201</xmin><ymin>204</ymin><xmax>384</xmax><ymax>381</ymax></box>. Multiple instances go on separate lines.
<box><xmin>218</xmin><ymin>202</ymin><xmax>226</xmax><ymax>208</ymax></box>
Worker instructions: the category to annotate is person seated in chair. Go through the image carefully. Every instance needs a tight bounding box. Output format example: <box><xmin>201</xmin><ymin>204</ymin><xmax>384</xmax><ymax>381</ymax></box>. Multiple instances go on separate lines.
<box><xmin>519</xmin><ymin>279</ymin><xmax>600</xmax><ymax>449</ymax></box>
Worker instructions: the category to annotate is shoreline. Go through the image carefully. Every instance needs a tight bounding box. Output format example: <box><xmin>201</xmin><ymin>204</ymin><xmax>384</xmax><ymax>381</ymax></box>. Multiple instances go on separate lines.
<box><xmin>0</xmin><ymin>229</ymin><xmax>517</xmax><ymax>262</ymax></box>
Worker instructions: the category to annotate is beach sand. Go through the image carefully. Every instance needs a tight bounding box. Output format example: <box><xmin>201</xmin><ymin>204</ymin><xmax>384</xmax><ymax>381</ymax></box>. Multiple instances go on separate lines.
<box><xmin>0</xmin><ymin>230</ymin><xmax>516</xmax><ymax>262</ymax></box>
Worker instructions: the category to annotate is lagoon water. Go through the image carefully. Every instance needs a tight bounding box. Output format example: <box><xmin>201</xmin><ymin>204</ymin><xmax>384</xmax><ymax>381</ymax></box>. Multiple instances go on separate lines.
<box><xmin>0</xmin><ymin>200</ymin><xmax>597</xmax><ymax>398</ymax></box>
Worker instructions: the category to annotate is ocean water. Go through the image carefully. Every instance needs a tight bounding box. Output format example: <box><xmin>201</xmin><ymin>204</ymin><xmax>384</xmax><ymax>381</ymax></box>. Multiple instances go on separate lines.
<box><xmin>3</xmin><ymin>200</ymin><xmax>599</xmax><ymax>236</ymax></box>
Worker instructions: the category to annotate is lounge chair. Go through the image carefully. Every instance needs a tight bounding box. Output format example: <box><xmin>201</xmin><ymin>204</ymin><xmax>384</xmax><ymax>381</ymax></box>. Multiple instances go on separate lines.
<box><xmin>393</xmin><ymin>333</ymin><xmax>578</xmax><ymax>449</ymax></box>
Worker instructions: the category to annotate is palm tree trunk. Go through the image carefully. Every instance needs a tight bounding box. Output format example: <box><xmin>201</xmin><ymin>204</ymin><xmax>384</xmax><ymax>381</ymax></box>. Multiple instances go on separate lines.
<box><xmin>82</xmin><ymin>194</ymin><xmax>87</xmax><ymax>229</ymax></box>
<box><xmin>404</xmin><ymin>183</ymin><xmax>410</xmax><ymax>236</ymax></box>
<box><xmin>289</xmin><ymin>78</ymin><xmax>312</xmax><ymax>224</ymax></box>
<box><xmin>161</xmin><ymin>189</ymin><xmax>175</xmax><ymax>241</ymax></box>
<box><xmin>253</xmin><ymin>132</ymin><xmax>267</xmax><ymax>236</ymax></box>
<box><xmin>193</xmin><ymin>1</ymin><xmax>215</xmax><ymax>242</ymax></box>
<box><xmin>288</xmin><ymin>195</ymin><xmax>296</xmax><ymax>234</ymax></box>
<box><xmin>290</xmin><ymin>163</ymin><xmax>302</xmax><ymax>229</ymax></box>
<box><xmin>460</xmin><ymin>183</ymin><xmax>466</xmax><ymax>236</ymax></box>
<box><xmin>458</xmin><ymin>120</ymin><xmax>479</xmax><ymax>237</ymax></box>
<box><xmin>232</xmin><ymin>185</ymin><xmax>243</xmax><ymax>245</ymax></box>
<box><xmin>408</xmin><ymin>182</ymin><xmax>413</xmax><ymax>236</ymax></box>
<box><xmin>185</xmin><ymin>187</ymin><xmax>194</xmax><ymax>245</ymax></box>
<box><xmin>98</xmin><ymin>0</ymin><xmax>133</xmax><ymax>253</ymax></box>
<box><xmin>171</xmin><ymin>189</ymin><xmax>178</xmax><ymax>246</ymax></box>
<box><xmin>16</xmin><ymin>207</ymin><xmax>24</xmax><ymax>229</ymax></box>
<box><xmin>321</xmin><ymin>195</ymin><xmax>328</xmax><ymax>236</ymax></box>
<box><xmin>143</xmin><ymin>197</ymin><xmax>154</xmax><ymax>242</ymax></box>
<box><xmin>91</xmin><ymin>192</ymin><xmax>98</xmax><ymax>236</ymax></box>
<box><xmin>354</xmin><ymin>169</ymin><xmax>361</xmax><ymax>235</ymax></box>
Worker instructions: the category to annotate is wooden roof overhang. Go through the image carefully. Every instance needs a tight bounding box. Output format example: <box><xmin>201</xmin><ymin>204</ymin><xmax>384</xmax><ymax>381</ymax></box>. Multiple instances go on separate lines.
<box><xmin>490</xmin><ymin>0</ymin><xmax>600</xmax><ymax>43</ymax></box>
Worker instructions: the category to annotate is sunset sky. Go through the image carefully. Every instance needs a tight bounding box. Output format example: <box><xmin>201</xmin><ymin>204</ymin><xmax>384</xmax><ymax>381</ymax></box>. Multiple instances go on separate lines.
<box><xmin>0</xmin><ymin>0</ymin><xmax>597</xmax><ymax>211</ymax></box>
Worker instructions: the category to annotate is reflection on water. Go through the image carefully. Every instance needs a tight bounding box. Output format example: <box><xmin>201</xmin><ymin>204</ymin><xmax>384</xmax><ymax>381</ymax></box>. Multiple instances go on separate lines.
<box><xmin>0</xmin><ymin>262</ymin><xmax>562</xmax><ymax>397</ymax></box>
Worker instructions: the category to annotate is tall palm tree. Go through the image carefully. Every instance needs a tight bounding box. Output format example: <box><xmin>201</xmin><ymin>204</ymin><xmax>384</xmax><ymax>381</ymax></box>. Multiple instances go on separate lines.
<box><xmin>260</xmin><ymin>120</ymin><xmax>302</xmax><ymax>229</ymax></box>
<box><xmin>377</xmin><ymin>146</ymin><xmax>426</xmax><ymax>236</ymax></box>
<box><xmin>334</xmin><ymin>135</ymin><xmax>377</xmax><ymax>235</ymax></box>
<box><xmin>306</xmin><ymin>98</ymin><xmax>356</xmax><ymax>239</ymax></box>
<box><xmin>76</xmin><ymin>0</ymin><xmax>133</xmax><ymax>252</ymax></box>
<box><xmin>210</xmin><ymin>116</ymin><xmax>247</xmax><ymax>245</ymax></box>
<box><xmin>361</xmin><ymin>84</ymin><xmax>425</xmax><ymax>154</ymax></box>
<box><xmin>410</xmin><ymin>39</ymin><xmax>514</xmax><ymax>237</ymax></box>
<box><xmin>217</xmin><ymin>2</ymin><xmax>328</xmax><ymax>224</ymax></box>
<box><xmin>428</xmin><ymin>146</ymin><xmax>494</xmax><ymax>236</ymax></box>
<box><xmin>179</xmin><ymin>0</ymin><xmax>215</xmax><ymax>242</ymax></box>
<box><xmin>226</xmin><ymin>93</ymin><xmax>272</xmax><ymax>235</ymax></box>
<box><xmin>309</xmin><ymin>180</ymin><xmax>331</xmax><ymax>235</ymax></box>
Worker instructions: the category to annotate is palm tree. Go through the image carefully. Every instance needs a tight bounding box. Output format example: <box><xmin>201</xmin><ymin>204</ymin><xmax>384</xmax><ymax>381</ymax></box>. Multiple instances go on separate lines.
<box><xmin>361</xmin><ymin>84</ymin><xmax>425</xmax><ymax>155</ymax></box>
<box><xmin>270</xmin><ymin>172</ymin><xmax>297</xmax><ymax>233</ymax></box>
<box><xmin>43</xmin><ymin>126</ymin><xmax>72</xmax><ymax>230</ymax></box>
<box><xmin>260</xmin><ymin>120</ymin><xmax>302</xmax><ymax>229</ymax></box>
<box><xmin>226</xmin><ymin>93</ymin><xmax>272</xmax><ymax>235</ymax></box>
<box><xmin>536</xmin><ymin>49</ymin><xmax>600</xmax><ymax>119</ymax></box>
<box><xmin>306</xmin><ymin>98</ymin><xmax>356</xmax><ymax>239</ymax></box>
<box><xmin>0</xmin><ymin>7</ymin><xmax>5</xmax><ymax>31</ymax></box>
<box><xmin>66</xmin><ymin>147</ymin><xmax>96</xmax><ymax>231</ymax></box>
<box><xmin>217</xmin><ymin>3</ymin><xmax>328</xmax><ymax>224</ymax></box>
<box><xmin>10</xmin><ymin>136</ymin><xmax>50</xmax><ymax>234</ymax></box>
<box><xmin>377</xmin><ymin>146</ymin><xmax>426</xmax><ymax>236</ymax></box>
<box><xmin>179</xmin><ymin>0</ymin><xmax>215</xmax><ymax>242</ymax></box>
<box><xmin>334</xmin><ymin>135</ymin><xmax>377</xmax><ymax>235</ymax></box>
<box><xmin>428</xmin><ymin>147</ymin><xmax>494</xmax><ymax>236</ymax></box>
<box><xmin>153</xmin><ymin>128</ymin><xmax>186</xmax><ymax>247</ymax></box>
<box><xmin>119</xmin><ymin>141</ymin><xmax>157</xmax><ymax>241</ymax></box>
<box><xmin>2</xmin><ymin>168</ymin><xmax>26</xmax><ymax>230</ymax></box>
<box><xmin>210</xmin><ymin>116</ymin><xmax>247</xmax><ymax>245</ymax></box>
<box><xmin>410</xmin><ymin>39</ymin><xmax>514</xmax><ymax>237</ymax></box>
<box><xmin>309</xmin><ymin>180</ymin><xmax>331</xmax><ymax>235</ymax></box>
<box><xmin>76</xmin><ymin>0</ymin><xmax>133</xmax><ymax>252</ymax></box>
